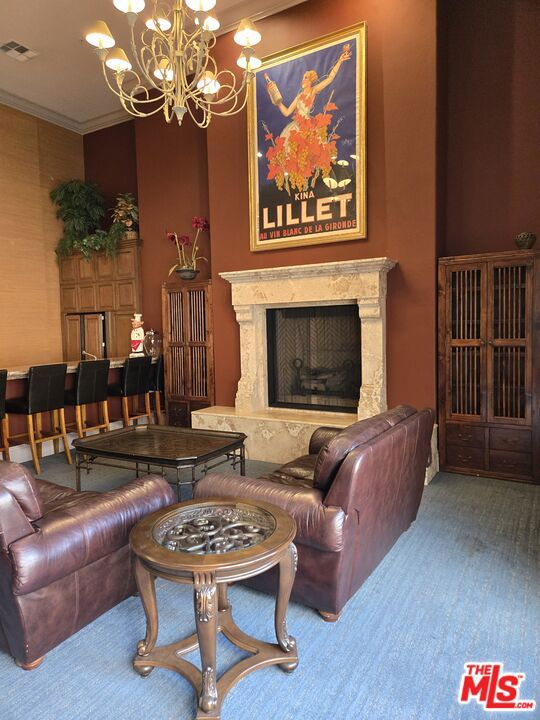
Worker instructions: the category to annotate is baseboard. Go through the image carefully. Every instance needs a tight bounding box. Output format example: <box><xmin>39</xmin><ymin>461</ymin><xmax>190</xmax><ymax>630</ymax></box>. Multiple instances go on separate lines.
<box><xmin>8</xmin><ymin>421</ymin><xmax>125</xmax><ymax>465</ymax></box>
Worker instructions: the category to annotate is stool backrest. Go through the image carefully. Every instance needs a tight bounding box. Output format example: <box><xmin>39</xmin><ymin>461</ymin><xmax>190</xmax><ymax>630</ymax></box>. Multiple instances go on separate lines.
<box><xmin>150</xmin><ymin>356</ymin><xmax>164</xmax><ymax>393</ymax></box>
<box><xmin>27</xmin><ymin>364</ymin><xmax>67</xmax><ymax>414</ymax></box>
<box><xmin>75</xmin><ymin>360</ymin><xmax>111</xmax><ymax>405</ymax></box>
<box><xmin>0</xmin><ymin>369</ymin><xmax>7</xmax><ymax>420</ymax></box>
<box><xmin>122</xmin><ymin>356</ymin><xmax>152</xmax><ymax>396</ymax></box>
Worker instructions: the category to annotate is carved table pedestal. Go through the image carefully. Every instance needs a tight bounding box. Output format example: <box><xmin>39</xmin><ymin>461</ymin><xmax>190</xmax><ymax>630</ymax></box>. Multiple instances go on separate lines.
<box><xmin>130</xmin><ymin>498</ymin><xmax>298</xmax><ymax>720</ymax></box>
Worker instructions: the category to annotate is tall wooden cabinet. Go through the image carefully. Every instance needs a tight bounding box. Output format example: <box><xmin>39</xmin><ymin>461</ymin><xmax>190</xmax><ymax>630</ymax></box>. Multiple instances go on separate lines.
<box><xmin>162</xmin><ymin>280</ymin><xmax>214</xmax><ymax>427</ymax></box>
<box><xmin>438</xmin><ymin>249</ymin><xmax>539</xmax><ymax>483</ymax></box>
<box><xmin>59</xmin><ymin>238</ymin><xmax>143</xmax><ymax>359</ymax></box>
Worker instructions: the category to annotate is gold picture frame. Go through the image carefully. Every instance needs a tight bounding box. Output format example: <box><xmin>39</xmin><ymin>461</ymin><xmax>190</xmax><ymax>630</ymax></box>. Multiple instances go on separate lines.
<box><xmin>248</xmin><ymin>23</ymin><xmax>366</xmax><ymax>251</ymax></box>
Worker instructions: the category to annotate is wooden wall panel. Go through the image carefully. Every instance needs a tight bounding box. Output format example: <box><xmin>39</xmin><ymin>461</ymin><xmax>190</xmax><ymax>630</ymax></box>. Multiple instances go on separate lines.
<box><xmin>0</xmin><ymin>104</ymin><xmax>84</xmax><ymax>367</ymax></box>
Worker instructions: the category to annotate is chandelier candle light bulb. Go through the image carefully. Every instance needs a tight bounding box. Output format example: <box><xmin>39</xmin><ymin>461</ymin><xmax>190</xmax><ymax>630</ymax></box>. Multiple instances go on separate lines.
<box><xmin>113</xmin><ymin>0</ymin><xmax>146</xmax><ymax>13</ymax></box>
<box><xmin>145</xmin><ymin>17</ymin><xmax>172</xmax><ymax>31</ymax></box>
<box><xmin>84</xmin><ymin>0</ymin><xmax>262</xmax><ymax>127</ymax></box>
<box><xmin>85</xmin><ymin>21</ymin><xmax>115</xmax><ymax>49</ymax></box>
<box><xmin>105</xmin><ymin>48</ymin><xmax>132</xmax><ymax>72</ymax></box>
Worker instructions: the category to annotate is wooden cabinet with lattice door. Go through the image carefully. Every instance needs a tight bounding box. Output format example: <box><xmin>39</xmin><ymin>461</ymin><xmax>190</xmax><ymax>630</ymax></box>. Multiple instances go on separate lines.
<box><xmin>161</xmin><ymin>280</ymin><xmax>214</xmax><ymax>427</ymax></box>
<box><xmin>438</xmin><ymin>250</ymin><xmax>539</xmax><ymax>483</ymax></box>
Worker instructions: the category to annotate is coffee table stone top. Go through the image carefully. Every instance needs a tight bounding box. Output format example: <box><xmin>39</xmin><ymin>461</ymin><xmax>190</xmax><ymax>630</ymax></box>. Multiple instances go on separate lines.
<box><xmin>72</xmin><ymin>425</ymin><xmax>246</xmax><ymax>467</ymax></box>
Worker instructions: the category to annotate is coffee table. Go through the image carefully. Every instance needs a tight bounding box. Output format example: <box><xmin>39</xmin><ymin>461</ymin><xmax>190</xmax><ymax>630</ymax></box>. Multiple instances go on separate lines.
<box><xmin>72</xmin><ymin>425</ymin><xmax>246</xmax><ymax>498</ymax></box>
<box><xmin>130</xmin><ymin>498</ymin><xmax>298</xmax><ymax>720</ymax></box>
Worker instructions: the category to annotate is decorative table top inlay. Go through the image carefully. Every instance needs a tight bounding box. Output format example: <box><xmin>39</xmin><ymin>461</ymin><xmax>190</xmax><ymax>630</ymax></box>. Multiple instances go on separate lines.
<box><xmin>153</xmin><ymin>505</ymin><xmax>276</xmax><ymax>555</ymax></box>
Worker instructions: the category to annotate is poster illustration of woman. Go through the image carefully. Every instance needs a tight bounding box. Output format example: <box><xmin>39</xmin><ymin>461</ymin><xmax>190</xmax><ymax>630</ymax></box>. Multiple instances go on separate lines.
<box><xmin>248</xmin><ymin>24</ymin><xmax>366</xmax><ymax>251</ymax></box>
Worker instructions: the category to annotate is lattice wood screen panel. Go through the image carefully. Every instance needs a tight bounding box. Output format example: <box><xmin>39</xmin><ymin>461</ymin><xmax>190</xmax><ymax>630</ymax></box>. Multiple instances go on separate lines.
<box><xmin>450</xmin><ymin>268</ymin><xmax>482</xmax><ymax>416</ymax></box>
<box><xmin>188</xmin><ymin>288</ymin><xmax>208</xmax><ymax>398</ymax></box>
<box><xmin>162</xmin><ymin>281</ymin><xmax>214</xmax><ymax>424</ymax></box>
<box><xmin>491</xmin><ymin>265</ymin><xmax>528</xmax><ymax>420</ymax></box>
<box><xmin>438</xmin><ymin>250</ymin><xmax>538</xmax><ymax>483</ymax></box>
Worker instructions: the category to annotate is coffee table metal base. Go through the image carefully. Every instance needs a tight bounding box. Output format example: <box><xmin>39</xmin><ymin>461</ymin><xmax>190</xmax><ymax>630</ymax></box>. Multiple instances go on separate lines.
<box><xmin>75</xmin><ymin>445</ymin><xmax>245</xmax><ymax>499</ymax></box>
<box><xmin>132</xmin><ymin>546</ymin><xmax>298</xmax><ymax>720</ymax></box>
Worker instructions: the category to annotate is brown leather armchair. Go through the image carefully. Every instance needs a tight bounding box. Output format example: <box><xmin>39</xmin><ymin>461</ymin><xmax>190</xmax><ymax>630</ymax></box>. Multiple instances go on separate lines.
<box><xmin>0</xmin><ymin>462</ymin><xmax>174</xmax><ymax>669</ymax></box>
<box><xmin>194</xmin><ymin>406</ymin><xmax>434</xmax><ymax>621</ymax></box>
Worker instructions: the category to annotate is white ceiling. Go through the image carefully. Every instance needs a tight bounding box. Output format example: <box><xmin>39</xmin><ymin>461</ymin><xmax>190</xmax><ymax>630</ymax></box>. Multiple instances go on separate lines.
<box><xmin>0</xmin><ymin>0</ymin><xmax>306</xmax><ymax>134</ymax></box>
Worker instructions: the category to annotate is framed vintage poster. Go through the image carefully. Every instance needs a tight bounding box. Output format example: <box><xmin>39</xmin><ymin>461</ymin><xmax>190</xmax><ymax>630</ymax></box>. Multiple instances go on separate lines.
<box><xmin>248</xmin><ymin>23</ymin><xmax>366</xmax><ymax>251</ymax></box>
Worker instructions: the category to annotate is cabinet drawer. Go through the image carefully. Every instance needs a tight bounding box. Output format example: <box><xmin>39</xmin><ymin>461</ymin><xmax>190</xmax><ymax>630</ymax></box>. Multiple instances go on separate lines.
<box><xmin>489</xmin><ymin>450</ymin><xmax>531</xmax><ymax>477</ymax></box>
<box><xmin>446</xmin><ymin>444</ymin><xmax>485</xmax><ymax>470</ymax></box>
<box><xmin>446</xmin><ymin>424</ymin><xmax>485</xmax><ymax>448</ymax></box>
<box><xmin>489</xmin><ymin>427</ymin><xmax>531</xmax><ymax>454</ymax></box>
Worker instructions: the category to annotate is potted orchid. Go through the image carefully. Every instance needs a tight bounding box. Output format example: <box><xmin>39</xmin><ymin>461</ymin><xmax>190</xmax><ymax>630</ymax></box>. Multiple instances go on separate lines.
<box><xmin>167</xmin><ymin>216</ymin><xmax>209</xmax><ymax>280</ymax></box>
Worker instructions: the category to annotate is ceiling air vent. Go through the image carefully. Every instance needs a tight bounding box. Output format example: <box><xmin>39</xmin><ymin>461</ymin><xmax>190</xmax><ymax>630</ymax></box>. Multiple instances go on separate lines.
<box><xmin>0</xmin><ymin>40</ymin><xmax>38</xmax><ymax>62</ymax></box>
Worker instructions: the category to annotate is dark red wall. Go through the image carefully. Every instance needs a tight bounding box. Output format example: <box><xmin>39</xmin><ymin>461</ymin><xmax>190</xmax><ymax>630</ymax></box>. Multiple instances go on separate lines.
<box><xmin>442</xmin><ymin>0</ymin><xmax>540</xmax><ymax>256</ymax></box>
<box><xmin>83</xmin><ymin>121</ymin><xmax>138</xmax><ymax>211</ymax></box>
<box><xmin>134</xmin><ymin>115</ymin><xmax>210</xmax><ymax>331</ymax></box>
<box><xmin>84</xmin><ymin>116</ymin><xmax>209</xmax><ymax>333</ymax></box>
<box><xmin>83</xmin><ymin>0</ymin><xmax>540</xmax><ymax>415</ymax></box>
<box><xmin>207</xmin><ymin>0</ymin><xmax>438</xmax><ymax>410</ymax></box>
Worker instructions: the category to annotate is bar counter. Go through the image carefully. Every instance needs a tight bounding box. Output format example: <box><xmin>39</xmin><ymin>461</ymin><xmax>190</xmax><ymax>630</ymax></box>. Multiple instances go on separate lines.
<box><xmin>6</xmin><ymin>357</ymin><xmax>133</xmax><ymax>380</ymax></box>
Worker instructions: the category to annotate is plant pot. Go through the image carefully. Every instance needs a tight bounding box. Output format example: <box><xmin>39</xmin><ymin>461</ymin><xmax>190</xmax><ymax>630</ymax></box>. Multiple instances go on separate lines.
<box><xmin>175</xmin><ymin>268</ymin><xmax>200</xmax><ymax>280</ymax></box>
<box><xmin>124</xmin><ymin>230</ymin><xmax>139</xmax><ymax>241</ymax></box>
<box><xmin>514</xmin><ymin>232</ymin><xmax>536</xmax><ymax>250</ymax></box>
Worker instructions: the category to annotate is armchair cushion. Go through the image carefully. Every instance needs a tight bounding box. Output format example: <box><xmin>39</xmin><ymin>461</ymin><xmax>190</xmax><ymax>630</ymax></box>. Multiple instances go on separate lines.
<box><xmin>194</xmin><ymin>473</ymin><xmax>345</xmax><ymax>553</ymax></box>
<box><xmin>258</xmin><ymin>454</ymin><xmax>317</xmax><ymax>488</ymax></box>
<box><xmin>313</xmin><ymin>404</ymin><xmax>417</xmax><ymax>492</ymax></box>
<box><xmin>0</xmin><ymin>486</ymin><xmax>35</xmax><ymax>552</ymax></box>
<box><xmin>10</xmin><ymin>475</ymin><xmax>174</xmax><ymax>596</ymax></box>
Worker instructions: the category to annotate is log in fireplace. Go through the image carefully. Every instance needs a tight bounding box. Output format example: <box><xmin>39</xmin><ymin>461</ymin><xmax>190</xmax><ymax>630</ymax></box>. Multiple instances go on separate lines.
<box><xmin>267</xmin><ymin>305</ymin><xmax>361</xmax><ymax>413</ymax></box>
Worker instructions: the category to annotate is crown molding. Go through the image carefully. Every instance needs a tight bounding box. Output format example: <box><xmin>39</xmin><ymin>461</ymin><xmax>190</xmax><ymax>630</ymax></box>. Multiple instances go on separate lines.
<box><xmin>0</xmin><ymin>89</ymin><xmax>83</xmax><ymax>133</ymax></box>
<box><xmin>217</xmin><ymin>0</ymin><xmax>307</xmax><ymax>34</ymax></box>
<box><xmin>0</xmin><ymin>0</ymin><xmax>307</xmax><ymax>136</ymax></box>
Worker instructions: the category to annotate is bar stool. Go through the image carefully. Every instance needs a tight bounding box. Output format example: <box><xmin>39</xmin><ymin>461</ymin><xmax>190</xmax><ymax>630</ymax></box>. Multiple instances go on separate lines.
<box><xmin>64</xmin><ymin>359</ymin><xmax>111</xmax><ymax>438</ymax></box>
<box><xmin>150</xmin><ymin>356</ymin><xmax>165</xmax><ymax>425</ymax></box>
<box><xmin>107</xmin><ymin>356</ymin><xmax>152</xmax><ymax>427</ymax></box>
<box><xmin>0</xmin><ymin>369</ymin><xmax>9</xmax><ymax>461</ymax></box>
<box><xmin>5</xmin><ymin>363</ymin><xmax>71</xmax><ymax>474</ymax></box>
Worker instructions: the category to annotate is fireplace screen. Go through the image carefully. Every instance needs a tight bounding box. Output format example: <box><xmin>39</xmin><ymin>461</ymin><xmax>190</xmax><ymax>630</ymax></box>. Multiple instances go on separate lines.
<box><xmin>267</xmin><ymin>305</ymin><xmax>361</xmax><ymax>413</ymax></box>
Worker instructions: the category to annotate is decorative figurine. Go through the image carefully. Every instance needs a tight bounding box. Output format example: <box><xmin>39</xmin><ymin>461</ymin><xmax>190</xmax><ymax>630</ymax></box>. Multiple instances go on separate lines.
<box><xmin>130</xmin><ymin>313</ymin><xmax>145</xmax><ymax>357</ymax></box>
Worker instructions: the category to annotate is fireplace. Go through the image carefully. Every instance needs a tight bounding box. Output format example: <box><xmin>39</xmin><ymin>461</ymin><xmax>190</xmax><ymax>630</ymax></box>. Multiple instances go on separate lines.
<box><xmin>191</xmin><ymin>258</ymin><xmax>408</xmax><ymax>463</ymax></box>
<box><xmin>267</xmin><ymin>305</ymin><xmax>361</xmax><ymax>412</ymax></box>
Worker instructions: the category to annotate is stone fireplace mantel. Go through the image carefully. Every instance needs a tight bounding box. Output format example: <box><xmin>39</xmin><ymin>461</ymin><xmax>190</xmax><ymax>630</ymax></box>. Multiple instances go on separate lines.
<box><xmin>220</xmin><ymin>258</ymin><xmax>396</xmax><ymax>420</ymax></box>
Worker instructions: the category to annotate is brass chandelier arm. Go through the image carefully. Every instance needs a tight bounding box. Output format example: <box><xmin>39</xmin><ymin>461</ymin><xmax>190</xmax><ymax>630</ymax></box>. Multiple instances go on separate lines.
<box><xmin>86</xmin><ymin>0</ymin><xmax>262</xmax><ymax>126</ymax></box>
<box><xmin>101</xmin><ymin>64</ymin><xmax>167</xmax><ymax>109</ymax></box>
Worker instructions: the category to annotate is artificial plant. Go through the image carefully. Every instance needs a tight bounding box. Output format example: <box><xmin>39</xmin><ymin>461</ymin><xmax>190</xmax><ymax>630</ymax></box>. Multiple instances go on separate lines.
<box><xmin>50</xmin><ymin>180</ymin><xmax>120</xmax><ymax>260</ymax></box>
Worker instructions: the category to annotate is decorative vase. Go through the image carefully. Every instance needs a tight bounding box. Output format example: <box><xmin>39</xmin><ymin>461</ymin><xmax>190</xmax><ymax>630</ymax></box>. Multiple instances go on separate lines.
<box><xmin>175</xmin><ymin>268</ymin><xmax>199</xmax><ymax>280</ymax></box>
<box><xmin>143</xmin><ymin>329</ymin><xmax>163</xmax><ymax>358</ymax></box>
<box><xmin>124</xmin><ymin>230</ymin><xmax>139</xmax><ymax>241</ymax></box>
<box><xmin>514</xmin><ymin>232</ymin><xmax>536</xmax><ymax>250</ymax></box>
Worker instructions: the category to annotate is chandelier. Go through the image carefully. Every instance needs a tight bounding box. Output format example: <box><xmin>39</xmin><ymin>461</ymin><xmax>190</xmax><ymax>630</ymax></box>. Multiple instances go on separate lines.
<box><xmin>85</xmin><ymin>0</ymin><xmax>262</xmax><ymax>127</ymax></box>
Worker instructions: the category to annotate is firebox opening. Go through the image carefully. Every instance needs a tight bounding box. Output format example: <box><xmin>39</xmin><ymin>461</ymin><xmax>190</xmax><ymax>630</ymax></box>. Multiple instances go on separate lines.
<box><xmin>267</xmin><ymin>305</ymin><xmax>361</xmax><ymax>413</ymax></box>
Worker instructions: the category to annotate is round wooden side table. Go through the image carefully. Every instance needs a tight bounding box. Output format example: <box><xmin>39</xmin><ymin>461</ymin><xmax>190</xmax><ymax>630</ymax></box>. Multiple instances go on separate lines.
<box><xmin>130</xmin><ymin>497</ymin><xmax>298</xmax><ymax>720</ymax></box>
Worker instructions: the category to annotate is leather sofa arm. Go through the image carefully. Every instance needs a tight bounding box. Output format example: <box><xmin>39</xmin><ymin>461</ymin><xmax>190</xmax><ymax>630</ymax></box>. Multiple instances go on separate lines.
<box><xmin>194</xmin><ymin>473</ymin><xmax>346</xmax><ymax>553</ymax></box>
<box><xmin>308</xmin><ymin>426</ymin><xmax>342</xmax><ymax>455</ymax></box>
<box><xmin>10</xmin><ymin>475</ymin><xmax>175</xmax><ymax>596</ymax></box>
<box><xmin>0</xmin><ymin>487</ymin><xmax>35</xmax><ymax>553</ymax></box>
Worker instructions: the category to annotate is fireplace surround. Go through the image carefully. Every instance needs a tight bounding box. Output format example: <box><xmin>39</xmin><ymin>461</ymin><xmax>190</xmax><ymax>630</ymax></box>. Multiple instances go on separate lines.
<box><xmin>192</xmin><ymin>258</ymin><xmax>400</xmax><ymax>461</ymax></box>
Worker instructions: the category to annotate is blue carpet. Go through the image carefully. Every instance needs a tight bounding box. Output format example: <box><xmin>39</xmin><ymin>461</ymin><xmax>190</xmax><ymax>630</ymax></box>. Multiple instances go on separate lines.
<box><xmin>1</xmin><ymin>462</ymin><xmax>538</xmax><ymax>720</ymax></box>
